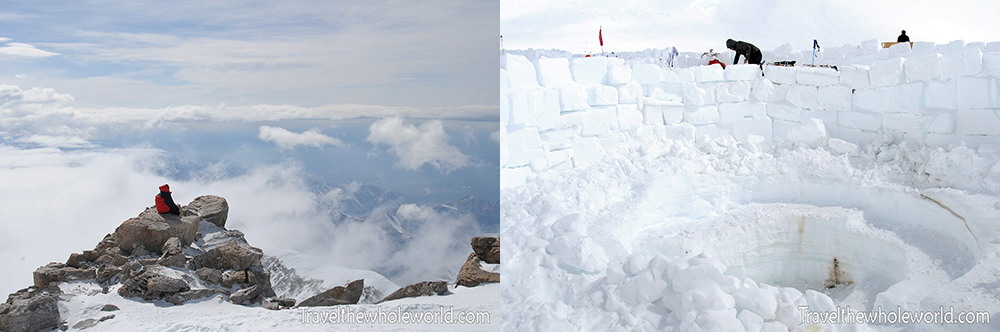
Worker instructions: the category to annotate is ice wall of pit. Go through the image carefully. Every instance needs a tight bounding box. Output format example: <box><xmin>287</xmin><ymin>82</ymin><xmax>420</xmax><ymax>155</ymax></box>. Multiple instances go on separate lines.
<box><xmin>501</xmin><ymin>40</ymin><xmax>1000</xmax><ymax>188</ymax></box>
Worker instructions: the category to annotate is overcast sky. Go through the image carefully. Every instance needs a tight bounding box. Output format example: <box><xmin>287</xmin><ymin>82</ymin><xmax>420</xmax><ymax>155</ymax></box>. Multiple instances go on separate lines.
<box><xmin>502</xmin><ymin>0</ymin><xmax>1000</xmax><ymax>54</ymax></box>
<box><xmin>0</xmin><ymin>0</ymin><xmax>496</xmax><ymax>109</ymax></box>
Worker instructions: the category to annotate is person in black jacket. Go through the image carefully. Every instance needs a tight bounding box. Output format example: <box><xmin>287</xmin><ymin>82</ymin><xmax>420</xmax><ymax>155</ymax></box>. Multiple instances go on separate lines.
<box><xmin>726</xmin><ymin>39</ymin><xmax>762</xmax><ymax>66</ymax></box>
<box><xmin>897</xmin><ymin>30</ymin><xmax>910</xmax><ymax>42</ymax></box>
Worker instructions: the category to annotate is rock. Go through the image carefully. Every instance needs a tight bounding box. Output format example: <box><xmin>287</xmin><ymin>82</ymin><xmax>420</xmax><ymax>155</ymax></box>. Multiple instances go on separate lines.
<box><xmin>186</xmin><ymin>195</ymin><xmax>229</xmax><ymax>228</ymax></box>
<box><xmin>99</xmin><ymin>314</ymin><xmax>114</xmax><ymax>322</ymax></box>
<box><xmin>220</xmin><ymin>270</ymin><xmax>247</xmax><ymax>288</ymax></box>
<box><xmin>229</xmin><ymin>285</ymin><xmax>263</xmax><ymax>305</ymax></box>
<box><xmin>0</xmin><ymin>287</ymin><xmax>60</xmax><ymax>332</ymax></box>
<box><xmin>196</xmin><ymin>268</ymin><xmax>222</xmax><ymax>285</ymax></box>
<box><xmin>298</xmin><ymin>279</ymin><xmax>364</xmax><ymax>307</ymax></box>
<box><xmin>94</xmin><ymin>255</ymin><xmax>113</xmax><ymax>266</ymax></box>
<box><xmin>66</xmin><ymin>253</ymin><xmax>87</xmax><ymax>269</ymax></box>
<box><xmin>94</xmin><ymin>234</ymin><xmax>117</xmax><ymax>252</ymax></box>
<box><xmin>96</xmin><ymin>265</ymin><xmax>121</xmax><ymax>284</ymax></box>
<box><xmin>71</xmin><ymin>318</ymin><xmax>98</xmax><ymax>330</ymax></box>
<box><xmin>455</xmin><ymin>253</ymin><xmax>499</xmax><ymax>287</ymax></box>
<box><xmin>189</xmin><ymin>242</ymin><xmax>263</xmax><ymax>271</ymax></box>
<box><xmin>130</xmin><ymin>243</ymin><xmax>152</xmax><ymax>258</ymax></box>
<box><xmin>136</xmin><ymin>258</ymin><xmax>159</xmax><ymax>266</ymax></box>
<box><xmin>147</xmin><ymin>275</ymin><xmax>189</xmax><ymax>294</ymax></box>
<box><xmin>376</xmin><ymin>281</ymin><xmax>448</xmax><ymax>303</ymax></box>
<box><xmin>118</xmin><ymin>266</ymin><xmax>190</xmax><ymax>300</ymax></box>
<box><xmin>165</xmin><ymin>289</ymin><xmax>230</xmax><ymax>305</ymax></box>
<box><xmin>160</xmin><ymin>237</ymin><xmax>183</xmax><ymax>256</ymax></box>
<box><xmin>261</xmin><ymin>301</ymin><xmax>280</xmax><ymax>310</ymax></box>
<box><xmin>82</xmin><ymin>250</ymin><xmax>99</xmax><ymax>262</ymax></box>
<box><xmin>261</xmin><ymin>297</ymin><xmax>295</xmax><ymax>310</ymax></box>
<box><xmin>121</xmin><ymin>261</ymin><xmax>143</xmax><ymax>280</ymax></box>
<box><xmin>246</xmin><ymin>266</ymin><xmax>276</xmax><ymax>298</ymax></box>
<box><xmin>471</xmin><ymin>237</ymin><xmax>500</xmax><ymax>264</ymax></box>
<box><xmin>100</xmin><ymin>304</ymin><xmax>119</xmax><ymax>312</ymax></box>
<box><xmin>33</xmin><ymin>263</ymin><xmax>96</xmax><ymax>288</ymax></box>
<box><xmin>114</xmin><ymin>207</ymin><xmax>199</xmax><ymax>255</ymax></box>
<box><xmin>110</xmin><ymin>255</ymin><xmax>129</xmax><ymax>267</ymax></box>
<box><xmin>157</xmin><ymin>253</ymin><xmax>186</xmax><ymax>268</ymax></box>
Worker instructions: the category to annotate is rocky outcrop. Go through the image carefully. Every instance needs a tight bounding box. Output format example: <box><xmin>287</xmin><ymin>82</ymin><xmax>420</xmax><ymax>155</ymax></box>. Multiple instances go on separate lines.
<box><xmin>32</xmin><ymin>263</ymin><xmax>96</xmax><ymax>288</ymax></box>
<box><xmin>189</xmin><ymin>242</ymin><xmax>263</xmax><ymax>271</ymax></box>
<box><xmin>298</xmin><ymin>279</ymin><xmax>364</xmax><ymax>307</ymax></box>
<box><xmin>71</xmin><ymin>314</ymin><xmax>114</xmax><ymax>330</ymax></box>
<box><xmin>195</xmin><ymin>268</ymin><xmax>222</xmax><ymax>285</ymax></box>
<box><xmin>165</xmin><ymin>289</ymin><xmax>230</xmax><ymax>305</ymax></box>
<box><xmin>114</xmin><ymin>208</ymin><xmax>200</xmax><ymax>254</ymax></box>
<box><xmin>186</xmin><ymin>195</ymin><xmax>229</xmax><ymax>228</ymax></box>
<box><xmin>376</xmin><ymin>281</ymin><xmax>448</xmax><ymax>304</ymax></box>
<box><xmin>117</xmin><ymin>266</ymin><xmax>190</xmax><ymax>301</ymax></box>
<box><xmin>156</xmin><ymin>237</ymin><xmax>186</xmax><ymax>268</ymax></box>
<box><xmin>471</xmin><ymin>237</ymin><xmax>499</xmax><ymax>264</ymax></box>
<box><xmin>456</xmin><ymin>253</ymin><xmax>499</xmax><ymax>287</ymax></box>
<box><xmin>0</xmin><ymin>286</ymin><xmax>61</xmax><ymax>332</ymax></box>
<box><xmin>229</xmin><ymin>285</ymin><xmax>263</xmax><ymax>304</ymax></box>
<box><xmin>262</xmin><ymin>297</ymin><xmax>296</xmax><ymax>310</ymax></box>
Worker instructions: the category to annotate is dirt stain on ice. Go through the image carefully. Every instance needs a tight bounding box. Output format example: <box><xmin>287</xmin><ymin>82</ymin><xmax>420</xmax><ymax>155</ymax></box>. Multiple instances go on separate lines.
<box><xmin>797</xmin><ymin>216</ymin><xmax>806</xmax><ymax>252</ymax></box>
<box><xmin>824</xmin><ymin>257</ymin><xmax>854</xmax><ymax>289</ymax></box>
<box><xmin>919</xmin><ymin>194</ymin><xmax>981</xmax><ymax>250</ymax></box>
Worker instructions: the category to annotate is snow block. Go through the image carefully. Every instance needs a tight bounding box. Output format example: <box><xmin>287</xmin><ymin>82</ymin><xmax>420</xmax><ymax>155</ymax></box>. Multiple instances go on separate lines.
<box><xmin>662</xmin><ymin>67</ymin><xmax>695</xmax><ymax>83</ymax></box>
<box><xmin>617</xmin><ymin>80</ymin><xmax>642</xmax><ymax>104</ymax></box>
<box><xmin>921</xmin><ymin>111</ymin><xmax>955</xmax><ymax>134</ymax></box>
<box><xmin>764</xmin><ymin>65</ymin><xmax>797</xmax><ymax>84</ymax></box>
<box><xmin>770</xmin><ymin>119</ymin><xmax>799</xmax><ymax>142</ymax></box>
<box><xmin>870</xmin><ymin>57</ymin><xmax>904</xmax><ymax>88</ymax></box>
<box><xmin>559</xmin><ymin>84</ymin><xmax>589</xmax><ymax>112</ymax></box>
<box><xmin>911</xmin><ymin>41</ymin><xmax>936</xmax><ymax>57</ymax></box>
<box><xmin>617</xmin><ymin>104</ymin><xmax>643</xmax><ymax>132</ymax></box>
<box><xmin>508</xmin><ymin>91</ymin><xmax>529</xmax><ymax>125</ymax></box>
<box><xmin>817</xmin><ymin>85</ymin><xmax>852</xmax><ymax>111</ymax></box>
<box><xmin>724</xmin><ymin>64</ymin><xmax>762</xmax><ymax>81</ymax></box>
<box><xmin>889</xmin><ymin>41</ymin><xmax>912</xmax><ymax>58</ymax></box>
<box><xmin>607</xmin><ymin>65</ymin><xmax>633</xmax><ymax>86</ymax></box>
<box><xmin>581</xmin><ymin>107</ymin><xmax>617</xmax><ymax>136</ymax></box>
<box><xmin>570</xmin><ymin>57</ymin><xmax>608</xmax><ymax>86</ymax></box>
<box><xmin>505</xmin><ymin>128</ymin><xmax>543</xmax><ymax>167</ymax></box>
<box><xmin>537</xmin><ymin>58</ymin><xmax>574</xmax><ymax>88</ymax></box>
<box><xmin>527</xmin><ymin>88</ymin><xmax>561</xmax><ymax>123</ymax></box>
<box><xmin>682</xmin><ymin>83</ymin><xmax>716</xmax><ymax>106</ymax></box>
<box><xmin>796</xmin><ymin>66</ymin><xmax>839</xmax><ymax>86</ymax></box>
<box><xmin>889</xmin><ymin>83</ymin><xmax>924</xmax><ymax>114</ymax></box>
<box><xmin>983</xmin><ymin>52</ymin><xmax>1000</xmax><ymax>78</ymax></box>
<box><xmin>776</xmin><ymin>43</ymin><xmax>794</xmax><ymax>55</ymax></box>
<box><xmin>956</xmin><ymin>77</ymin><xmax>1000</xmax><ymax>109</ymax></box>
<box><xmin>750</xmin><ymin>78</ymin><xmax>776</xmax><ymax>102</ymax></box>
<box><xmin>719</xmin><ymin>102</ymin><xmax>766</xmax><ymax>125</ymax></box>
<box><xmin>733</xmin><ymin>116</ymin><xmax>773</xmax><ymax>143</ymax></box>
<box><xmin>683</xmin><ymin>105</ymin><xmax>720</xmax><ymax>125</ymax></box>
<box><xmin>766</xmin><ymin>102</ymin><xmax>802</xmax><ymax>122</ymax></box>
<box><xmin>988</xmin><ymin>42</ymin><xmax>1000</xmax><ymax>53</ymax></box>
<box><xmin>641</xmin><ymin>103</ymin><xmax>664</xmax><ymax>125</ymax></box>
<box><xmin>500</xmin><ymin>90</ymin><xmax>509</xmax><ymax>126</ymax></box>
<box><xmin>716</xmin><ymin>81</ymin><xmax>751</xmax><ymax>103</ymax></box>
<box><xmin>693</xmin><ymin>65</ymin><xmax>725</xmax><ymax>83</ymax></box>
<box><xmin>861</xmin><ymin>39</ymin><xmax>880</xmax><ymax>55</ymax></box>
<box><xmin>947</xmin><ymin>40</ymin><xmax>966</xmax><ymax>54</ymax></box>
<box><xmin>940</xmin><ymin>47</ymin><xmax>983</xmax><ymax>81</ymax></box>
<box><xmin>787</xmin><ymin>118</ymin><xmax>828</xmax><ymax>147</ymax></box>
<box><xmin>838</xmin><ymin>111</ymin><xmax>881</xmax><ymax>131</ymax></box>
<box><xmin>883</xmin><ymin>113</ymin><xmax>920</xmax><ymax>133</ymax></box>
<box><xmin>500</xmin><ymin>167</ymin><xmax>532</xmax><ymax>189</ymax></box>
<box><xmin>924</xmin><ymin>81</ymin><xmax>958</xmax><ymax>110</ymax></box>
<box><xmin>955</xmin><ymin>109</ymin><xmax>1000</xmax><ymax>135</ymax></box>
<box><xmin>570</xmin><ymin>137</ymin><xmax>603</xmax><ymax>168</ymax></box>
<box><xmin>587</xmin><ymin>85</ymin><xmax>619</xmax><ymax>106</ymax></box>
<box><xmin>506</xmin><ymin>55</ymin><xmax>540</xmax><ymax>90</ymax></box>
<box><xmin>839</xmin><ymin>65</ymin><xmax>872</xmax><ymax>90</ymax></box>
<box><xmin>632</xmin><ymin>64</ymin><xmax>662</xmax><ymax>84</ymax></box>
<box><xmin>646</xmin><ymin>82</ymin><xmax>683</xmax><ymax>103</ymax></box>
<box><xmin>786</xmin><ymin>85</ymin><xmax>819</xmax><ymax>109</ymax></box>
<box><xmin>904</xmin><ymin>54</ymin><xmax>941</xmax><ymax>82</ymax></box>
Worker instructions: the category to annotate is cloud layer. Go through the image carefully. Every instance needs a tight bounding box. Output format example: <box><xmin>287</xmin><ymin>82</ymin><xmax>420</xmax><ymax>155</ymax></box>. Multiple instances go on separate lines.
<box><xmin>367</xmin><ymin>117</ymin><xmax>470</xmax><ymax>173</ymax></box>
<box><xmin>258</xmin><ymin>126</ymin><xmax>343</xmax><ymax>150</ymax></box>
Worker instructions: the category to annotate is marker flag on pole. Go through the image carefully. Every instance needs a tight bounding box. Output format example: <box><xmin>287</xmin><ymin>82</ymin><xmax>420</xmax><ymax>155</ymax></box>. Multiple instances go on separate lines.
<box><xmin>599</xmin><ymin>28</ymin><xmax>604</xmax><ymax>46</ymax></box>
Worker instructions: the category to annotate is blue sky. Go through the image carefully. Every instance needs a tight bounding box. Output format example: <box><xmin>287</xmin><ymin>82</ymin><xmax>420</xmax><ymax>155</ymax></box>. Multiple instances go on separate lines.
<box><xmin>1</xmin><ymin>0</ymin><xmax>497</xmax><ymax>109</ymax></box>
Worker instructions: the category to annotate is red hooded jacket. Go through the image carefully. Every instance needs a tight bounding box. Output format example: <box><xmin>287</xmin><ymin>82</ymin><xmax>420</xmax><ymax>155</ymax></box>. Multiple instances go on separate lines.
<box><xmin>155</xmin><ymin>184</ymin><xmax>180</xmax><ymax>215</ymax></box>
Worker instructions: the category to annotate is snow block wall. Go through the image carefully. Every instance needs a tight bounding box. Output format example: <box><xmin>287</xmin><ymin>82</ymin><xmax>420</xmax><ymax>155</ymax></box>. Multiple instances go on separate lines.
<box><xmin>501</xmin><ymin>41</ymin><xmax>1000</xmax><ymax>188</ymax></box>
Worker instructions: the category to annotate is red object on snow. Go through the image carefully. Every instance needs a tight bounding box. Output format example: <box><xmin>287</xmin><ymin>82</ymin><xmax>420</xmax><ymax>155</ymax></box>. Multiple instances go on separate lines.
<box><xmin>709</xmin><ymin>59</ymin><xmax>726</xmax><ymax>69</ymax></box>
<box><xmin>599</xmin><ymin>28</ymin><xmax>603</xmax><ymax>46</ymax></box>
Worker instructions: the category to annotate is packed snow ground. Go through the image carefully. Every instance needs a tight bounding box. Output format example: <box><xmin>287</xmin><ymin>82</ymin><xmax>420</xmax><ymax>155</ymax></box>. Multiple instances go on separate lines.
<box><xmin>501</xmin><ymin>128</ymin><xmax>1000</xmax><ymax>331</ymax></box>
<box><xmin>56</xmin><ymin>281</ymin><xmax>499</xmax><ymax>331</ymax></box>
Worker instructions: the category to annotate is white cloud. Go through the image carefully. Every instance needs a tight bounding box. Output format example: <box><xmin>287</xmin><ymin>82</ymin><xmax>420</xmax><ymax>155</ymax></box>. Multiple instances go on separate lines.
<box><xmin>14</xmin><ymin>135</ymin><xmax>95</xmax><ymax>149</ymax></box>
<box><xmin>367</xmin><ymin>117</ymin><xmax>470</xmax><ymax>173</ymax></box>
<box><xmin>0</xmin><ymin>42</ymin><xmax>58</xmax><ymax>57</ymax></box>
<box><xmin>14</xmin><ymin>74</ymin><xmax>27</xmax><ymax>79</ymax></box>
<box><xmin>258</xmin><ymin>126</ymin><xmax>344</xmax><ymax>150</ymax></box>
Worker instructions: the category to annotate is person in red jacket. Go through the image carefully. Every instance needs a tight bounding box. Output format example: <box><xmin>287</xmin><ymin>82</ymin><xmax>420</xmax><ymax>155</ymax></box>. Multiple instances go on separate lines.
<box><xmin>155</xmin><ymin>184</ymin><xmax>181</xmax><ymax>215</ymax></box>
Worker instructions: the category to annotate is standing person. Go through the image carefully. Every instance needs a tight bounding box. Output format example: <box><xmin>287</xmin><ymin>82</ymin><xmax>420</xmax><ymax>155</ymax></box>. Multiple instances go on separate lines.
<box><xmin>726</xmin><ymin>39</ymin><xmax>762</xmax><ymax>66</ymax></box>
<box><xmin>155</xmin><ymin>184</ymin><xmax>181</xmax><ymax>215</ymax></box>
<box><xmin>897</xmin><ymin>30</ymin><xmax>910</xmax><ymax>42</ymax></box>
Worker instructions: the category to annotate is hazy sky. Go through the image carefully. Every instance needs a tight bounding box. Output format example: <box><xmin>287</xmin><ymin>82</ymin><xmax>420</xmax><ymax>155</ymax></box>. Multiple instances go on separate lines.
<box><xmin>502</xmin><ymin>0</ymin><xmax>1000</xmax><ymax>53</ymax></box>
<box><xmin>1</xmin><ymin>0</ymin><xmax>496</xmax><ymax>109</ymax></box>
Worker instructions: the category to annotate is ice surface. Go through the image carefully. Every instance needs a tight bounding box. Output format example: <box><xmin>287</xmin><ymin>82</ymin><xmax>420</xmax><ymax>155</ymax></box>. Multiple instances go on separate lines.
<box><xmin>506</xmin><ymin>54</ymin><xmax>540</xmax><ymax>90</ymax></box>
<box><xmin>683</xmin><ymin>105</ymin><xmax>720</xmax><ymax>125</ymax></box>
<box><xmin>839</xmin><ymin>65</ymin><xmax>871</xmax><ymax>89</ymax></box>
<box><xmin>607</xmin><ymin>65</ymin><xmax>632</xmax><ymax>86</ymax></box>
<box><xmin>537</xmin><ymin>57</ymin><xmax>574</xmax><ymax>88</ymax></box>
<box><xmin>904</xmin><ymin>54</ymin><xmax>941</xmax><ymax>82</ymax></box>
<box><xmin>682</xmin><ymin>83</ymin><xmax>716</xmax><ymax>105</ymax></box>
<box><xmin>817</xmin><ymin>85</ymin><xmax>852</xmax><ymax>111</ymax></box>
<box><xmin>693</xmin><ymin>65</ymin><xmax>725</xmax><ymax>83</ymax></box>
<box><xmin>955</xmin><ymin>109</ymin><xmax>1000</xmax><ymax>135</ymax></box>
<box><xmin>632</xmin><ymin>63</ymin><xmax>661</xmax><ymax>84</ymax></box>
<box><xmin>786</xmin><ymin>84</ymin><xmax>819</xmax><ymax>109</ymax></box>
<box><xmin>764</xmin><ymin>66</ymin><xmax>797</xmax><ymax>85</ymax></box>
<box><xmin>766</xmin><ymin>102</ymin><xmax>802</xmax><ymax>122</ymax></box>
<box><xmin>725</xmin><ymin>64</ymin><xmax>762</xmax><ymax>81</ymax></box>
<box><xmin>838</xmin><ymin>111</ymin><xmax>881</xmax><ymax>131</ymax></box>
<box><xmin>956</xmin><ymin>77</ymin><xmax>999</xmax><ymax>109</ymax></box>
<box><xmin>617</xmin><ymin>80</ymin><xmax>642</xmax><ymax>104</ymax></box>
<box><xmin>587</xmin><ymin>85</ymin><xmax>618</xmax><ymax>106</ymax></box>
<box><xmin>924</xmin><ymin>80</ymin><xmax>958</xmax><ymax>109</ymax></box>
<box><xmin>796</xmin><ymin>66</ymin><xmax>839</xmax><ymax>86</ymax></box>
<box><xmin>869</xmin><ymin>57</ymin><xmax>904</xmax><ymax>87</ymax></box>
<box><xmin>787</xmin><ymin>118</ymin><xmax>827</xmax><ymax>147</ymax></box>
<box><xmin>570</xmin><ymin>57</ymin><xmax>608</xmax><ymax>85</ymax></box>
<box><xmin>717</xmin><ymin>81</ymin><xmax>751</xmax><ymax>103</ymax></box>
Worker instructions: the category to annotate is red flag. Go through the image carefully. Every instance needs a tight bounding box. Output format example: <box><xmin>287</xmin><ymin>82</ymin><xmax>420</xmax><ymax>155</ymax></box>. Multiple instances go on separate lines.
<box><xmin>599</xmin><ymin>28</ymin><xmax>604</xmax><ymax>46</ymax></box>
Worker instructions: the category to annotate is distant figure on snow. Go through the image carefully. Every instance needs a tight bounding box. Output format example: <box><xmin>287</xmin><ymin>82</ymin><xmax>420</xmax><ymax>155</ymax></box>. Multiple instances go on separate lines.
<box><xmin>897</xmin><ymin>30</ymin><xmax>910</xmax><ymax>43</ymax></box>
<box><xmin>155</xmin><ymin>184</ymin><xmax>181</xmax><ymax>215</ymax></box>
<box><xmin>726</xmin><ymin>39</ymin><xmax>762</xmax><ymax>66</ymax></box>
